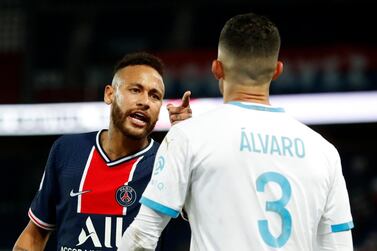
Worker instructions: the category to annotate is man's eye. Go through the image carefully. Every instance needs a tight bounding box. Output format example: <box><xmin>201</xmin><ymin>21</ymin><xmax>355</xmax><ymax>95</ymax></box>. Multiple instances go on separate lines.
<box><xmin>152</xmin><ymin>94</ymin><xmax>161</xmax><ymax>100</ymax></box>
<box><xmin>130</xmin><ymin>88</ymin><xmax>140</xmax><ymax>93</ymax></box>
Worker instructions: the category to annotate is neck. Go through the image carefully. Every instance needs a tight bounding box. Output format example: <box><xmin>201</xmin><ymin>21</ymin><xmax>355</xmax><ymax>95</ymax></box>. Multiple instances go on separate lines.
<box><xmin>223</xmin><ymin>82</ymin><xmax>270</xmax><ymax>105</ymax></box>
<box><xmin>100</xmin><ymin>127</ymin><xmax>149</xmax><ymax>161</ymax></box>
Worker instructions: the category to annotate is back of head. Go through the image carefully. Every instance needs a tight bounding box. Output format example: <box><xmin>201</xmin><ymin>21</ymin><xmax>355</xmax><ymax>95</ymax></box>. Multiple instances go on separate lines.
<box><xmin>219</xmin><ymin>13</ymin><xmax>281</xmax><ymax>85</ymax></box>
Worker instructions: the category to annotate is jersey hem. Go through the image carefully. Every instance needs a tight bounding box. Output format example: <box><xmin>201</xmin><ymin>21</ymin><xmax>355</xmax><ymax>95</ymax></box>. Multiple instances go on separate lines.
<box><xmin>331</xmin><ymin>221</ymin><xmax>354</xmax><ymax>232</ymax></box>
<box><xmin>140</xmin><ymin>196</ymin><xmax>180</xmax><ymax>218</ymax></box>
<box><xmin>28</xmin><ymin>208</ymin><xmax>56</xmax><ymax>231</ymax></box>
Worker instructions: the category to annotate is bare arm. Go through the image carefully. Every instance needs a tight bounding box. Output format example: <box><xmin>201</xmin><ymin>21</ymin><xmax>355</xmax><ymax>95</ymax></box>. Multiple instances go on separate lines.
<box><xmin>13</xmin><ymin>220</ymin><xmax>51</xmax><ymax>251</ymax></box>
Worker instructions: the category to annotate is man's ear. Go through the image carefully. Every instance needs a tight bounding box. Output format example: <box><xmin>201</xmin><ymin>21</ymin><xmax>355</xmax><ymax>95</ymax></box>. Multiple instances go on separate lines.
<box><xmin>272</xmin><ymin>61</ymin><xmax>283</xmax><ymax>80</ymax></box>
<box><xmin>104</xmin><ymin>85</ymin><xmax>114</xmax><ymax>105</ymax></box>
<box><xmin>211</xmin><ymin>59</ymin><xmax>224</xmax><ymax>80</ymax></box>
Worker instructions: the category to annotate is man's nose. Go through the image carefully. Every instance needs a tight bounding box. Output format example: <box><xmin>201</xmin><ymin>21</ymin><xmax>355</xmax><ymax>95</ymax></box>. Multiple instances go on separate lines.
<box><xmin>137</xmin><ymin>92</ymin><xmax>151</xmax><ymax>108</ymax></box>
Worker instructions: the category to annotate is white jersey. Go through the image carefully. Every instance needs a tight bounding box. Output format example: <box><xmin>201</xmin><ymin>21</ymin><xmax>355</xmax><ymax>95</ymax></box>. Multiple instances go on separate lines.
<box><xmin>141</xmin><ymin>102</ymin><xmax>353</xmax><ymax>251</ymax></box>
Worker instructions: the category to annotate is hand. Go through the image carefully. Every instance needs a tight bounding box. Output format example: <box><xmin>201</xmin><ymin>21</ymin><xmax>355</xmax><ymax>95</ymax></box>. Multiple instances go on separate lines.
<box><xmin>167</xmin><ymin>91</ymin><xmax>192</xmax><ymax>125</ymax></box>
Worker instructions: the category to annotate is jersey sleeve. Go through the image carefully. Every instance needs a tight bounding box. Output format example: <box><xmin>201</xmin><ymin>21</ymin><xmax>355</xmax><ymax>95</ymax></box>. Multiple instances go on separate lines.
<box><xmin>28</xmin><ymin>139</ymin><xmax>60</xmax><ymax>230</ymax></box>
<box><xmin>140</xmin><ymin>126</ymin><xmax>191</xmax><ymax>218</ymax></box>
<box><xmin>318</xmin><ymin>149</ymin><xmax>354</xmax><ymax>234</ymax></box>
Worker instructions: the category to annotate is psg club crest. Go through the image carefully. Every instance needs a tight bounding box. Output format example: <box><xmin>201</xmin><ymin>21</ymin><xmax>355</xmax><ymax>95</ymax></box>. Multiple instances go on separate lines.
<box><xmin>116</xmin><ymin>185</ymin><xmax>137</xmax><ymax>207</ymax></box>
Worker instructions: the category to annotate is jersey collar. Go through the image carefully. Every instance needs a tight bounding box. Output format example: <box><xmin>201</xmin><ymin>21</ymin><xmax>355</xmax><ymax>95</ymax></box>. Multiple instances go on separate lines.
<box><xmin>227</xmin><ymin>101</ymin><xmax>285</xmax><ymax>113</ymax></box>
<box><xmin>95</xmin><ymin>129</ymin><xmax>154</xmax><ymax>166</ymax></box>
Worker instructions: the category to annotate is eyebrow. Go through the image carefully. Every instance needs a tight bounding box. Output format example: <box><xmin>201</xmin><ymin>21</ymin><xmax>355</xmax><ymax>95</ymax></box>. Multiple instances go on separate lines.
<box><xmin>129</xmin><ymin>83</ymin><xmax>164</xmax><ymax>97</ymax></box>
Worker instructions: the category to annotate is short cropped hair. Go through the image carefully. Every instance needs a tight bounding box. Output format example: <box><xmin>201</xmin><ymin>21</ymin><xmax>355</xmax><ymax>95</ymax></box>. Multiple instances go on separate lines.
<box><xmin>219</xmin><ymin>13</ymin><xmax>280</xmax><ymax>58</ymax></box>
<box><xmin>114</xmin><ymin>52</ymin><xmax>164</xmax><ymax>77</ymax></box>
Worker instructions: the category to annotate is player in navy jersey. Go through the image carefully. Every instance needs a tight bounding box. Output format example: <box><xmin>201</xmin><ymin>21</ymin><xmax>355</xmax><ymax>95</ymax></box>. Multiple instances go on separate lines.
<box><xmin>13</xmin><ymin>52</ymin><xmax>192</xmax><ymax>251</ymax></box>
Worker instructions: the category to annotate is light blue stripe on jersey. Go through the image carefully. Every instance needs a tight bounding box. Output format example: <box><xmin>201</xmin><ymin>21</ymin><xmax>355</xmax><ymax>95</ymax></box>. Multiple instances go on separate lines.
<box><xmin>228</xmin><ymin>101</ymin><xmax>285</xmax><ymax>112</ymax></box>
<box><xmin>140</xmin><ymin>196</ymin><xmax>180</xmax><ymax>218</ymax></box>
<box><xmin>331</xmin><ymin>221</ymin><xmax>354</xmax><ymax>232</ymax></box>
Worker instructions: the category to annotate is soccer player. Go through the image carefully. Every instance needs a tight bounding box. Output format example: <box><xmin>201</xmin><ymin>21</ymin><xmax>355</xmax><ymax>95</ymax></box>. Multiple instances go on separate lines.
<box><xmin>118</xmin><ymin>13</ymin><xmax>354</xmax><ymax>251</ymax></box>
<box><xmin>13</xmin><ymin>52</ymin><xmax>192</xmax><ymax>251</ymax></box>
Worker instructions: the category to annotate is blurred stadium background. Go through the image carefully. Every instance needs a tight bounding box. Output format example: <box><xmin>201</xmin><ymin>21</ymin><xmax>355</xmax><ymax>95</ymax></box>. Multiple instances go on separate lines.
<box><xmin>0</xmin><ymin>0</ymin><xmax>376</xmax><ymax>250</ymax></box>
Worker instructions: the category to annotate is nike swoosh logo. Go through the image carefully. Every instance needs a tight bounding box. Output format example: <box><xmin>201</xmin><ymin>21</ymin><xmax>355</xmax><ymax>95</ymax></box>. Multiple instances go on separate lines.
<box><xmin>70</xmin><ymin>189</ymin><xmax>91</xmax><ymax>197</ymax></box>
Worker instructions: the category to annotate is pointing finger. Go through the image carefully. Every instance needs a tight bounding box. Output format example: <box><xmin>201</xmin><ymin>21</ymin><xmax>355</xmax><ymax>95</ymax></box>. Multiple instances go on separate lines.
<box><xmin>181</xmin><ymin>91</ymin><xmax>191</xmax><ymax>108</ymax></box>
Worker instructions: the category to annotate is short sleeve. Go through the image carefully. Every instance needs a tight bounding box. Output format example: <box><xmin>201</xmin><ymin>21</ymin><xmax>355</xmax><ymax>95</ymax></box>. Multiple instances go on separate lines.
<box><xmin>318</xmin><ymin>150</ymin><xmax>354</xmax><ymax>234</ymax></box>
<box><xmin>141</xmin><ymin>126</ymin><xmax>191</xmax><ymax>218</ymax></box>
<box><xmin>28</xmin><ymin>139</ymin><xmax>60</xmax><ymax>230</ymax></box>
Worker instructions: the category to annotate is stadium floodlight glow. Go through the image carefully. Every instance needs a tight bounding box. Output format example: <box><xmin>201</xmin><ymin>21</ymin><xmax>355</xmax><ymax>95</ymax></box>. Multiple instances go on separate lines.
<box><xmin>0</xmin><ymin>102</ymin><xmax>110</xmax><ymax>136</ymax></box>
<box><xmin>270</xmin><ymin>91</ymin><xmax>377</xmax><ymax>124</ymax></box>
<box><xmin>0</xmin><ymin>91</ymin><xmax>377</xmax><ymax>136</ymax></box>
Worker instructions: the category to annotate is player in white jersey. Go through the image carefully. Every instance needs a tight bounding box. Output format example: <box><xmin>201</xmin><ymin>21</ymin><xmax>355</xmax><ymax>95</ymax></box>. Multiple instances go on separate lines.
<box><xmin>118</xmin><ymin>12</ymin><xmax>354</xmax><ymax>251</ymax></box>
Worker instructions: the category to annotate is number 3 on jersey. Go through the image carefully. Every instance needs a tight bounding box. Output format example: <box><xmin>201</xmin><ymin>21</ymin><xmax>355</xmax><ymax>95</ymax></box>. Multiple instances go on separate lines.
<box><xmin>256</xmin><ymin>172</ymin><xmax>292</xmax><ymax>248</ymax></box>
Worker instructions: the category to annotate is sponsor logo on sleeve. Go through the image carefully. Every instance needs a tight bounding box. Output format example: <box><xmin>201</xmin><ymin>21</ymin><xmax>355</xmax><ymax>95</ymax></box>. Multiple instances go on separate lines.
<box><xmin>153</xmin><ymin>156</ymin><xmax>165</xmax><ymax>176</ymax></box>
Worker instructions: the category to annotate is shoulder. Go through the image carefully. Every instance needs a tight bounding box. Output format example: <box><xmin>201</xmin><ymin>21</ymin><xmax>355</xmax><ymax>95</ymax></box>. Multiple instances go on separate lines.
<box><xmin>57</xmin><ymin>131</ymin><xmax>97</xmax><ymax>144</ymax></box>
<box><xmin>174</xmin><ymin>104</ymin><xmax>229</xmax><ymax>131</ymax></box>
<box><xmin>290</xmin><ymin>120</ymin><xmax>340</xmax><ymax>161</ymax></box>
<box><xmin>299</xmin><ymin>123</ymin><xmax>337</xmax><ymax>152</ymax></box>
<box><xmin>52</xmin><ymin>131</ymin><xmax>98</xmax><ymax>153</ymax></box>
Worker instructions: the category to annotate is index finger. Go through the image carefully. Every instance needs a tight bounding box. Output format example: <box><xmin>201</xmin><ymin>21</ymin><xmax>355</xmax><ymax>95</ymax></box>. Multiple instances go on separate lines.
<box><xmin>181</xmin><ymin>91</ymin><xmax>191</xmax><ymax>108</ymax></box>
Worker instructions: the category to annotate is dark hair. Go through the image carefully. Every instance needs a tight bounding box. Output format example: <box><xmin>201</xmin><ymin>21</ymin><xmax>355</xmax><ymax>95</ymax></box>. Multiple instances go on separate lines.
<box><xmin>219</xmin><ymin>13</ymin><xmax>280</xmax><ymax>58</ymax></box>
<box><xmin>114</xmin><ymin>52</ymin><xmax>164</xmax><ymax>77</ymax></box>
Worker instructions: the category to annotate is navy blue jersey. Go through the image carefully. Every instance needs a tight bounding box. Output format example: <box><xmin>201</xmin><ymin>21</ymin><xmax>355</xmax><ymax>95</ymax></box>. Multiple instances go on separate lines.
<box><xmin>29</xmin><ymin>130</ymin><xmax>185</xmax><ymax>250</ymax></box>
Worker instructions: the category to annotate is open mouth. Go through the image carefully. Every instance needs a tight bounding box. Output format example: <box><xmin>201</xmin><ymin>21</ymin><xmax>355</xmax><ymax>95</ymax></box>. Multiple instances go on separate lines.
<box><xmin>129</xmin><ymin>112</ymin><xmax>149</xmax><ymax>127</ymax></box>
